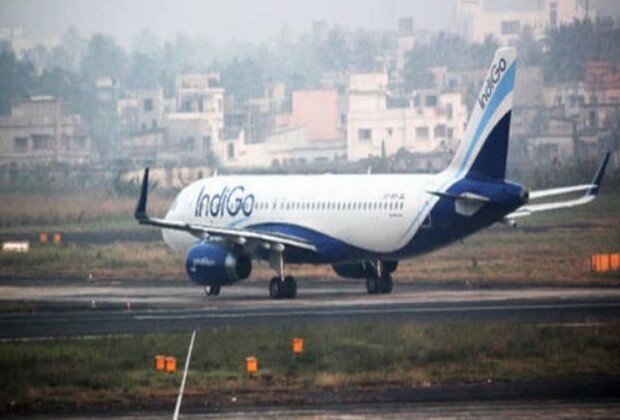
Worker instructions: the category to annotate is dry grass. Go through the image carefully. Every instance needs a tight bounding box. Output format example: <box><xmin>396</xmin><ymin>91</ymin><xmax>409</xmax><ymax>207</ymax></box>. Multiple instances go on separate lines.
<box><xmin>397</xmin><ymin>225</ymin><xmax>620</xmax><ymax>285</ymax></box>
<box><xmin>0</xmin><ymin>193</ymin><xmax>171</xmax><ymax>230</ymax></box>
<box><xmin>0</xmin><ymin>243</ymin><xmax>185</xmax><ymax>280</ymax></box>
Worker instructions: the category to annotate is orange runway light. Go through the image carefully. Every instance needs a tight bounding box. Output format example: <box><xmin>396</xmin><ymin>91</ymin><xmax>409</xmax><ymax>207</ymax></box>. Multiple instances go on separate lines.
<box><xmin>292</xmin><ymin>337</ymin><xmax>304</xmax><ymax>355</ymax></box>
<box><xmin>246</xmin><ymin>356</ymin><xmax>258</xmax><ymax>377</ymax></box>
<box><xmin>165</xmin><ymin>356</ymin><xmax>177</xmax><ymax>373</ymax></box>
<box><xmin>155</xmin><ymin>355</ymin><xmax>166</xmax><ymax>371</ymax></box>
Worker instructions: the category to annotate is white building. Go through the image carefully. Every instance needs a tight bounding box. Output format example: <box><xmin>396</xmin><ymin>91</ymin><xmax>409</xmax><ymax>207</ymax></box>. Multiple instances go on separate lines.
<box><xmin>220</xmin><ymin>126</ymin><xmax>346</xmax><ymax>169</ymax></box>
<box><xmin>0</xmin><ymin>97</ymin><xmax>91</xmax><ymax>167</ymax></box>
<box><xmin>456</xmin><ymin>0</ymin><xmax>588</xmax><ymax>45</ymax></box>
<box><xmin>346</xmin><ymin>72</ymin><xmax>467</xmax><ymax>161</ymax></box>
<box><xmin>136</xmin><ymin>88</ymin><xmax>164</xmax><ymax>131</ymax></box>
<box><xmin>164</xmin><ymin>73</ymin><xmax>225</xmax><ymax>165</ymax></box>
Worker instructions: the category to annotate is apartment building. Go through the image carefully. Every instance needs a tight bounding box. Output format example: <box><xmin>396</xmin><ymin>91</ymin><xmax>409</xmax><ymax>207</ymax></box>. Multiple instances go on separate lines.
<box><xmin>0</xmin><ymin>97</ymin><xmax>91</xmax><ymax>167</ymax></box>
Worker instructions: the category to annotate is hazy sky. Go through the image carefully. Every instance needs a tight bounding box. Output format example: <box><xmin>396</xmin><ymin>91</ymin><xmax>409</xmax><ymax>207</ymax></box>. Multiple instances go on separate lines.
<box><xmin>0</xmin><ymin>0</ymin><xmax>455</xmax><ymax>47</ymax></box>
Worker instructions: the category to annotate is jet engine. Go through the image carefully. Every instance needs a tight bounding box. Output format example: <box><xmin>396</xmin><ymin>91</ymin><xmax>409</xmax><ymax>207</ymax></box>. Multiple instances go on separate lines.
<box><xmin>185</xmin><ymin>242</ymin><xmax>252</xmax><ymax>286</ymax></box>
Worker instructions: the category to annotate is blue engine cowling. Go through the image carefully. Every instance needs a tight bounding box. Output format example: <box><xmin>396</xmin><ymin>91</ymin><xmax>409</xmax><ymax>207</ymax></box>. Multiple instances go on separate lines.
<box><xmin>185</xmin><ymin>242</ymin><xmax>252</xmax><ymax>286</ymax></box>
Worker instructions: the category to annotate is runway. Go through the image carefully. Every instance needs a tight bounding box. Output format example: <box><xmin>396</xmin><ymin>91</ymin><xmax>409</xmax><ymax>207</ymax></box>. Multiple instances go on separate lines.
<box><xmin>1</xmin><ymin>279</ymin><xmax>619</xmax><ymax>339</ymax></box>
<box><xmin>49</xmin><ymin>399</ymin><xmax>620</xmax><ymax>419</ymax></box>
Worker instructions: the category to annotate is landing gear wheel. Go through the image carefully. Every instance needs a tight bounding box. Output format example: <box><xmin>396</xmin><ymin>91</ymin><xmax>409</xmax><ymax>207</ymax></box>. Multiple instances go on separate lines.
<box><xmin>269</xmin><ymin>277</ymin><xmax>284</xmax><ymax>299</ymax></box>
<box><xmin>283</xmin><ymin>276</ymin><xmax>297</xmax><ymax>299</ymax></box>
<box><xmin>379</xmin><ymin>274</ymin><xmax>393</xmax><ymax>294</ymax></box>
<box><xmin>204</xmin><ymin>284</ymin><xmax>220</xmax><ymax>297</ymax></box>
<box><xmin>366</xmin><ymin>275</ymin><xmax>379</xmax><ymax>294</ymax></box>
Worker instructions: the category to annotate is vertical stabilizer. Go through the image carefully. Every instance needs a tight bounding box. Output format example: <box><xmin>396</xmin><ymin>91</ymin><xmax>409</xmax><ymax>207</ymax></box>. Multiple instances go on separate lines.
<box><xmin>445</xmin><ymin>47</ymin><xmax>517</xmax><ymax>180</ymax></box>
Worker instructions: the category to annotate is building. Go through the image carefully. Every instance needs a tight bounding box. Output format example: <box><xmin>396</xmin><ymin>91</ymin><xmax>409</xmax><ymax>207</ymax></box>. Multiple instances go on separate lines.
<box><xmin>136</xmin><ymin>88</ymin><xmax>164</xmax><ymax>131</ymax></box>
<box><xmin>456</xmin><ymin>0</ymin><xmax>588</xmax><ymax>45</ymax></box>
<box><xmin>164</xmin><ymin>73</ymin><xmax>225</xmax><ymax>165</ymax></box>
<box><xmin>284</xmin><ymin>90</ymin><xmax>340</xmax><ymax>141</ymax></box>
<box><xmin>346</xmin><ymin>72</ymin><xmax>467</xmax><ymax>162</ymax></box>
<box><xmin>0</xmin><ymin>97</ymin><xmax>91</xmax><ymax>167</ymax></box>
<box><xmin>92</xmin><ymin>77</ymin><xmax>121</xmax><ymax>162</ymax></box>
<box><xmin>0</xmin><ymin>25</ymin><xmax>59</xmax><ymax>55</ymax></box>
<box><xmin>221</xmin><ymin>127</ymin><xmax>346</xmax><ymax>169</ymax></box>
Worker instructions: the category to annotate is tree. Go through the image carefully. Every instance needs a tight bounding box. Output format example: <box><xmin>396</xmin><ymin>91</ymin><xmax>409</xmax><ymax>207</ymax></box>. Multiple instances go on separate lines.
<box><xmin>132</xmin><ymin>28</ymin><xmax>161</xmax><ymax>57</ymax></box>
<box><xmin>48</xmin><ymin>26</ymin><xmax>85</xmax><ymax>72</ymax></box>
<box><xmin>351</xmin><ymin>31</ymin><xmax>379</xmax><ymax>72</ymax></box>
<box><xmin>127</xmin><ymin>53</ymin><xmax>160</xmax><ymax>90</ymax></box>
<box><xmin>403</xmin><ymin>32</ymin><xmax>498</xmax><ymax>91</ymax></box>
<box><xmin>81</xmin><ymin>34</ymin><xmax>128</xmax><ymax>84</ymax></box>
<box><xmin>543</xmin><ymin>17</ymin><xmax>620</xmax><ymax>83</ymax></box>
<box><xmin>317</xmin><ymin>30</ymin><xmax>349</xmax><ymax>73</ymax></box>
<box><xmin>220</xmin><ymin>56</ymin><xmax>264</xmax><ymax>100</ymax></box>
<box><xmin>518</xmin><ymin>26</ymin><xmax>544</xmax><ymax>66</ymax></box>
<box><xmin>0</xmin><ymin>49</ymin><xmax>35</xmax><ymax>114</ymax></box>
<box><xmin>36</xmin><ymin>67</ymin><xmax>91</xmax><ymax>118</ymax></box>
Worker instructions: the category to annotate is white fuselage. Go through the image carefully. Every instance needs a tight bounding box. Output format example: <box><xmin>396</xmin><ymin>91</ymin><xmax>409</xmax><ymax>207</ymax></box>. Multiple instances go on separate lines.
<box><xmin>162</xmin><ymin>172</ymin><xmax>447</xmax><ymax>260</ymax></box>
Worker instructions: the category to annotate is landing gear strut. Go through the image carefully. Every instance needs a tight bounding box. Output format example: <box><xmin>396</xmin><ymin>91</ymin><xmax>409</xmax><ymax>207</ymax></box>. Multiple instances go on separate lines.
<box><xmin>204</xmin><ymin>284</ymin><xmax>221</xmax><ymax>297</ymax></box>
<box><xmin>268</xmin><ymin>248</ymin><xmax>297</xmax><ymax>299</ymax></box>
<box><xmin>365</xmin><ymin>261</ymin><xmax>393</xmax><ymax>295</ymax></box>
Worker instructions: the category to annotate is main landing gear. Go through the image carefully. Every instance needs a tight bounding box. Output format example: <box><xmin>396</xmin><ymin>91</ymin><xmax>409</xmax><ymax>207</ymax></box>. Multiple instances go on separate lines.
<box><xmin>269</xmin><ymin>275</ymin><xmax>297</xmax><ymax>299</ymax></box>
<box><xmin>268</xmin><ymin>247</ymin><xmax>297</xmax><ymax>299</ymax></box>
<box><xmin>365</xmin><ymin>261</ymin><xmax>393</xmax><ymax>295</ymax></box>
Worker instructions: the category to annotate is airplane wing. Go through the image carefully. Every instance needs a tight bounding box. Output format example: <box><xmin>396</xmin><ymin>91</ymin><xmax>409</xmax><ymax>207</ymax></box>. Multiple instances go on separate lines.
<box><xmin>134</xmin><ymin>169</ymin><xmax>317</xmax><ymax>252</ymax></box>
<box><xmin>505</xmin><ymin>152</ymin><xmax>610</xmax><ymax>220</ymax></box>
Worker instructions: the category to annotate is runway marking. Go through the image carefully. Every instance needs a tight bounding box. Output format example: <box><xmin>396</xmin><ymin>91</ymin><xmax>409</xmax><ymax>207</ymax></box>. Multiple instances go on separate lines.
<box><xmin>0</xmin><ymin>334</ymin><xmax>135</xmax><ymax>343</ymax></box>
<box><xmin>134</xmin><ymin>301</ymin><xmax>620</xmax><ymax>321</ymax></box>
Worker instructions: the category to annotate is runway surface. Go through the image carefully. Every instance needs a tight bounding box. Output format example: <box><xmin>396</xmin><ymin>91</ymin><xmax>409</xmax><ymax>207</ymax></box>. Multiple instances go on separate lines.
<box><xmin>44</xmin><ymin>399</ymin><xmax>620</xmax><ymax>419</ymax></box>
<box><xmin>1</xmin><ymin>279</ymin><xmax>619</xmax><ymax>339</ymax></box>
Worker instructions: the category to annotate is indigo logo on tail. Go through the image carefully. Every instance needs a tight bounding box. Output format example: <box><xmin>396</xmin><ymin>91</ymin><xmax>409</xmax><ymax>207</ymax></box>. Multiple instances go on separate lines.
<box><xmin>478</xmin><ymin>58</ymin><xmax>507</xmax><ymax>110</ymax></box>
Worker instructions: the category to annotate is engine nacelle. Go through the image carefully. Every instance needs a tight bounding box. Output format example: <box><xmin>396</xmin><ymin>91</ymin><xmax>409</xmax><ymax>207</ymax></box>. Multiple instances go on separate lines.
<box><xmin>332</xmin><ymin>260</ymin><xmax>398</xmax><ymax>279</ymax></box>
<box><xmin>185</xmin><ymin>243</ymin><xmax>252</xmax><ymax>286</ymax></box>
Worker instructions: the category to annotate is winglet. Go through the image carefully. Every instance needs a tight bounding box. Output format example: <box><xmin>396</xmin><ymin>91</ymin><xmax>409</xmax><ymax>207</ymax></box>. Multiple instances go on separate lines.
<box><xmin>587</xmin><ymin>152</ymin><xmax>610</xmax><ymax>196</ymax></box>
<box><xmin>134</xmin><ymin>168</ymin><xmax>150</xmax><ymax>222</ymax></box>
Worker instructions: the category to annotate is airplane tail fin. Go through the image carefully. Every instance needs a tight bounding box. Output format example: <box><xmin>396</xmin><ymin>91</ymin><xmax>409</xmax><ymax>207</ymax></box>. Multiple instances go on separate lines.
<box><xmin>445</xmin><ymin>47</ymin><xmax>517</xmax><ymax>181</ymax></box>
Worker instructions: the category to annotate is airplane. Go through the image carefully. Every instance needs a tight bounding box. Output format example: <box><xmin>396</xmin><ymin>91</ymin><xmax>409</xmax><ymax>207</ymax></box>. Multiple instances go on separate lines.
<box><xmin>134</xmin><ymin>47</ymin><xmax>610</xmax><ymax>299</ymax></box>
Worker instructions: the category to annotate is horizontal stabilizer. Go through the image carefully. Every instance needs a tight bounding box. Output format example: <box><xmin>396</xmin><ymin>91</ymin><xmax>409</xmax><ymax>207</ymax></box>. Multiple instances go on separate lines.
<box><xmin>505</xmin><ymin>152</ymin><xmax>610</xmax><ymax>220</ymax></box>
<box><xmin>529</xmin><ymin>184</ymin><xmax>596</xmax><ymax>200</ymax></box>
<box><xmin>506</xmin><ymin>195</ymin><xmax>596</xmax><ymax>219</ymax></box>
<box><xmin>427</xmin><ymin>190</ymin><xmax>490</xmax><ymax>203</ymax></box>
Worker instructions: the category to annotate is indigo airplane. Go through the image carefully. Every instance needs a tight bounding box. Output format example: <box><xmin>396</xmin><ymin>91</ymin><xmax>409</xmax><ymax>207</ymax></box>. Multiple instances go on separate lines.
<box><xmin>135</xmin><ymin>47</ymin><xmax>609</xmax><ymax>299</ymax></box>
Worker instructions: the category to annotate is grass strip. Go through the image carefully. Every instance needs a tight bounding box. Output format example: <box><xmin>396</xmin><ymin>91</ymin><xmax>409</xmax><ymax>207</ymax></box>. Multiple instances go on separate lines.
<box><xmin>1</xmin><ymin>321</ymin><xmax>619</xmax><ymax>413</ymax></box>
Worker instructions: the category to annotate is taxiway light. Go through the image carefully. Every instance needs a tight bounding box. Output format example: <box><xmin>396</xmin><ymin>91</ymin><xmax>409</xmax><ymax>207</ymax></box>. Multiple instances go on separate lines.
<box><xmin>245</xmin><ymin>356</ymin><xmax>258</xmax><ymax>377</ymax></box>
<box><xmin>292</xmin><ymin>338</ymin><xmax>304</xmax><ymax>355</ymax></box>
<box><xmin>2</xmin><ymin>241</ymin><xmax>30</xmax><ymax>253</ymax></box>
<box><xmin>165</xmin><ymin>356</ymin><xmax>177</xmax><ymax>373</ymax></box>
<box><xmin>155</xmin><ymin>355</ymin><xmax>166</xmax><ymax>371</ymax></box>
<box><xmin>591</xmin><ymin>253</ymin><xmax>620</xmax><ymax>272</ymax></box>
<box><xmin>53</xmin><ymin>232</ymin><xmax>62</xmax><ymax>245</ymax></box>
<box><xmin>39</xmin><ymin>232</ymin><xmax>48</xmax><ymax>244</ymax></box>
